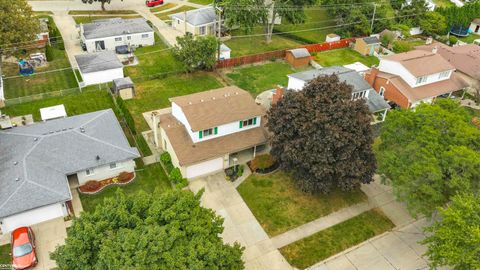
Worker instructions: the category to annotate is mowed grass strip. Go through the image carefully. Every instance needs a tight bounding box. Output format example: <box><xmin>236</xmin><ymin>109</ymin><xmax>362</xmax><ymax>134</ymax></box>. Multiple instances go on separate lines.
<box><xmin>280</xmin><ymin>209</ymin><xmax>394</xmax><ymax>269</ymax></box>
<box><xmin>0</xmin><ymin>244</ymin><xmax>10</xmax><ymax>265</ymax></box>
<box><xmin>189</xmin><ymin>0</ymin><xmax>213</xmax><ymax>5</ymax></box>
<box><xmin>73</xmin><ymin>15</ymin><xmax>142</xmax><ymax>24</ymax></box>
<box><xmin>79</xmin><ymin>163</ymin><xmax>171</xmax><ymax>212</ymax></box>
<box><xmin>225</xmin><ymin>34</ymin><xmax>301</xmax><ymax>57</ymax></box>
<box><xmin>226</xmin><ymin>61</ymin><xmax>311</xmax><ymax>97</ymax></box>
<box><xmin>237</xmin><ymin>171</ymin><xmax>368</xmax><ymax>236</ymax></box>
<box><xmin>150</xmin><ymin>3</ymin><xmax>178</xmax><ymax>13</ymax></box>
<box><xmin>155</xmin><ymin>6</ymin><xmax>197</xmax><ymax>21</ymax></box>
<box><xmin>313</xmin><ymin>48</ymin><xmax>379</xmax><ymax>67</ymax></box>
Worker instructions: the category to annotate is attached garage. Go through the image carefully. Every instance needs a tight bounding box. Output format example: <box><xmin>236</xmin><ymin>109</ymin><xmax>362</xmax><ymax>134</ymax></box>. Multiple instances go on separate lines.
<box><xmin>0</xmin><ymin>203</ymin><xmax>68</xmax><ymax>233</ymax></box>
<box><xmin>185</xmin><ymin>157</ymin><xmax>224</xmax><ymax>179</ymax></box>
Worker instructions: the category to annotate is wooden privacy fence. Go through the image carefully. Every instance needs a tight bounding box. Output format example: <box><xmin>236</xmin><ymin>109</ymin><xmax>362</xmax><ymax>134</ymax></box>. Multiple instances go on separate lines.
<box><xmin>216</xmin><ymin>38</ymin><xmax>356</xmax><ymax>69</ymax></box>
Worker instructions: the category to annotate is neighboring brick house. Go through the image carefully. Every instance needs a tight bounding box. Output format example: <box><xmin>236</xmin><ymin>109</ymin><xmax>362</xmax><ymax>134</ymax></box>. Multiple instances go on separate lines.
<box><xmin>416</xmin><ymin>43</ymin><xmax>480</xmax><ymax>92</ymax></box>
<box><xmin>364</xmin><ymin>50</ymin><xmax>468</xmax><ymax>108</ymax></box>
<box><xmin>151</xmin><ymin>86</ymin><xmax>268</xmax><ymax>179</ymax></box>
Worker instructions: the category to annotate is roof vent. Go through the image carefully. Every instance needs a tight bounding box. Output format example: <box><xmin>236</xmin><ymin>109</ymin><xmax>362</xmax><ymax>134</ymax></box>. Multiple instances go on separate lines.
<box><xmin>200</xmin><ymin>99</ymin><xmax>204</xmax><ymax>102</ymax></box>
<box><xmin>188</xmin><ymin>101</ymin><xmax>192</xmax><ymax>105</ymax></box>
<box><xmin>212</xmin><ymin>97</ymin><xmax>216</xmax><ymax>100</ymax></box>
<box><xmin>96</xmin><ymin>155</ymin><xmax>100</xmax><ymax>161</ymax></box>
<box><xmin>33</xmin><ymin>137</ymin><xmax>38</xmax><ymax>141</ymax></box>
<box><xmin>15</xmin><ymin>177</ymin><xmax>20</xmax><ymax>182</ymax></box>
<box><xmin>235</xmin><ymin>92</ymin><xmax>238</xmax><ymax>95</ymax></box>
<box><xmin>80</xmin><ymin>127</ymin><xmax>85</xmax><ymax>133</ymax></box>
<box><xmin>13</xmin><ymin>161</ymin><xmax>18</xmax><ymax>165</ymax></box>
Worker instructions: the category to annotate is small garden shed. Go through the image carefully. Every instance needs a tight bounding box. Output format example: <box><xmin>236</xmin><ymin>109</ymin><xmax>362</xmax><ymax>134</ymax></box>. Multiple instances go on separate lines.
<box><xmin>285</xmin><ymin>48</ymin><xmax>311</xmax><ymax>68</ymax></box>
<box><xmin>112</xmin><ymin>77</ymin><xmax>135</xmax><ymax>100</ymax></box>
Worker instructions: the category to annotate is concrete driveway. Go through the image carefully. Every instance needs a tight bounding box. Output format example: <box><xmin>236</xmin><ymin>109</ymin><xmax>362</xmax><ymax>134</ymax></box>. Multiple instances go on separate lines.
<box><xmin>30</xmin><ymin>217</ymin><xmax>67</xmax><ymax>270</ymax></box>
<box><xmin>189</xmin><ymin>173</ymin><xmax>293</xmax><ymax>270</ymax></box>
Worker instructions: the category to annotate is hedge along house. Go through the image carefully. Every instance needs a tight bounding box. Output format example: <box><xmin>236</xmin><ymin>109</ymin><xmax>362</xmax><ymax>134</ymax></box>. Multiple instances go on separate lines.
<box><xmin>364</xmin><ymin>49</ymin><xmax>469</xmax><ymax>109</ymax></box>
<box><xmin>80</xmin><ymin>18</ymin><xmax>154</xmax><ymax>53</ymax></box>
<box><xmin>170</xmin><ymin>7</ymin><xmax>216</xmax><ymax>36</ymax></box>
<box><xmin>0</xmin><ymin>109</ymin><xmax>139</xmax><ymax>233</ymax></box>
<box><xmin>75</xmin><ymin>51</ymin><xmax>124</xmax><ymax>86</ymax></box>
<box><xmin>287</xmin><ymin>66</ymin><xmax>391</xmax><ymax>122</ymax></box>
<box><xmin>151</xmin><ymin>86</ymin><xmax>268</xmax><ymax>179</ymax></box>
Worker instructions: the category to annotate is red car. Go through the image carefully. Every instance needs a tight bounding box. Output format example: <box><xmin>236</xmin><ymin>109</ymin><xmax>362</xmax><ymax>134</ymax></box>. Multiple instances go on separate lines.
<box><xmin>11</xmin><ymin>227</ymin><xmax>37</xmax><ymax>270</ymax></box>
<box><xmin>146</xmin><ymin>0</ymin><xmax>164</xmax><ymax>7</ymax></box>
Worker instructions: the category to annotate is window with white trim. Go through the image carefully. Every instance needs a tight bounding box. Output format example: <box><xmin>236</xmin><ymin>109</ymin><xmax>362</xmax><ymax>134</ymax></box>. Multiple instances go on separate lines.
<box><xmin>438</xmin><ymin>71</ymin><xmax>450</xmax><ymax>79</ymax></box>
<box><xmin>127</xmin><ymin>36</ymin><xmax>131</xmax><ymax>40</ymax></box>
<box><xmin>109</xmin><ymin>162</ymin><xmax>117</xmax><ymax>169</ymax></box>
<box><xmin>352</xmin><ymin>91</ymin><xmax>367</xmax><ymax>100</ymax></box>
<box><xmin>141</xmin><ymin>33</ymin><xmax>149</xmax><ymax>38</ymax></box>
<box><xmin>416</xmin><ymin>76</ymin><xmax>427</xmax><ymax>84</ymax></box>
<box><xmin>115</xmin><ymin>37</ymin><xmax>122</xmax><ymax>42</ymax></box>
<box><xmin>379</xmin><ymin>87</ymin><xmax>385</xmax><ymax>96</ymax></box>
<box><xmin>240</xmin><ymin>117</ymin><xmax>257</xmax><ymax>128</ymax></box>
<box><xmin>199</xmin><ymin>127</ymin><xmax>218</xmax><ymax>139</ymax></box>
<box><xmin>199</xmin><ymin>26</ymin><xmax>206</xmax><ymax>35</ymax></box>
<box><xmin>86</xmin><ymin>168</ymin><xmax>95</xmax><ymax>175</ymax></box>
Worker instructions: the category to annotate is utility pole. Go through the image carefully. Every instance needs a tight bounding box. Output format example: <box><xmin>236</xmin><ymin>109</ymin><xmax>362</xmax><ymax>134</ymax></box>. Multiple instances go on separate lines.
<box><xmin>370</xmin><ymin>3</ymin><xmax>377</xmax><ymax>34</ymax></box>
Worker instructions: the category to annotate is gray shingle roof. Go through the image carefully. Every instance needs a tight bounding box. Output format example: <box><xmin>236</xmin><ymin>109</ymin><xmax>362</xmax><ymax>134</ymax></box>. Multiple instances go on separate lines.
<box><xmin>363</xmin><ymin>36</ymin><xmax>380</xmax><ymax>45</ymax></box>
<box><xmin>113</xmin><ymin>77</ymin><xmax>134</xmax><ymax>89</ymax></box>
<box><xmin>0</xmin><ymin>109</ymin><xmax>140</xmax><ymax>218</ymax></box>
<box><xmin>170</xmin><ymin>7</ymin><xmax>216</xmax><ymax>26</ymax></box>
<box><xmin>288</xmin><ymin>66</ymin><xmax>390</xmax><ymax>112</ymax></box>
<box><xmin>81</xmin><ymin>18</ymin><xmax>153</xmax><ymax>40</ymax></box>
<box><xmin>287</xmin><ymin>48</ymin><xmax>311</xmax><ymax>58</ymax></box>
<box><xmin>75</xmin><ymin>51</ymin><xmax>123</xmax><ymax>74</ymax></box>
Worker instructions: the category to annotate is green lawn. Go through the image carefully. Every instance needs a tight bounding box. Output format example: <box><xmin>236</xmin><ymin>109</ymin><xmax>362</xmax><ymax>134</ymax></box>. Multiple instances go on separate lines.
<box><xmin>432</xmin><ymin>0</ymin><xmax>455</xmax><ymax>8</ymax></box>
<box><xmin>125</xmin><ymin>34</ymin><xmax>184</xmax><ymax>78</ymax></box>
<box><xmin>155</xmin><ymin>6</ymin><xmax>197</xmax><ymax>21</ymax></box>
<box><xmin>280</xmin><ymin>209</ymin><xmax>394</xmax><ymax>269</ymax></box>
<box><xmin>125</xmin><ymin>72</ymin><xmax>223</xmax><ymax>132</ymax></box>
<box><xmin>79</xmin><ymin>163</ymin><xmax>171</xmax><ymax>212</ymax></box>
<box><xmin>150</xmin><ymin>3</ymin><xmax>178</xmax><ymax>13</ymax></box>
<box><xmin>458</xmin><ymin>34</ymin><xmax>480</xmax><ymax>44</ymax></box>
<box><xmin>226</xmin><ymin>61</ymin><xmax>311</xmax><ymax>97</ymax></box>
<box><xmin>0</xmin><ymin>244</ymin><xmax>10</xmax><ymax>265</ymax></box>
<box><xmin>3</xmin><ymin>88</ymin><xmax>114</xmax><ymax>120</ymax></box>
<box><xmin>225</xmin><ymin>34</ymin><xmax>302</xmax><ymax>57</ymax></box>
<box><xmin>275</xmin><ymin>8</ymin><xmax>335</xmax><ymax>44</ymax></box>
<box><xmin>73</xmin><ymin>15</ymin><xmax>141</xmax><ymax>24</ymax></box>
<box><xmin>189</xmin><ymin>0</ymin><xmax>213</xmax><ymax>5</ymax></box>
<box><xmin>313</xmin><ymin>48</ymin><xmax>379</xmax><ymax>68</ymax></box>
<box><xmin>237</xmin><ymin>171</ymin><xmax>368</xmax><ymax>236</ymax></box>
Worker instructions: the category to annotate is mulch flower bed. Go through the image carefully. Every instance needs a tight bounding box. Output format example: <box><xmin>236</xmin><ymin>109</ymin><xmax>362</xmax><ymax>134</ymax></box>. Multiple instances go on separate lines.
<box><xmin>247</xmin><ymin>154</ymin><xmax>279</xmax><ymax>174</ymax></box>
<box><xmin>79</xmin><ymin>171</ymin><xmax>135</xmax><ymax>194</ymax></box>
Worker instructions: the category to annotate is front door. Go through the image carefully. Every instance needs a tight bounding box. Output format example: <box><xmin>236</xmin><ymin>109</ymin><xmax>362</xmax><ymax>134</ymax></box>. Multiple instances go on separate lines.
<box><xmin>95</xmin><ymin>40</ymin><xmax>105</xmax><ymax>51</ymax></box>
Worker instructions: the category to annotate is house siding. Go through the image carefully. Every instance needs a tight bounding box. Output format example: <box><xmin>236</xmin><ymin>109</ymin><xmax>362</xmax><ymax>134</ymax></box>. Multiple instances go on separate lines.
<box><xmin>77</xmin><ymin>159</ymin><xmax>136</xmax><ymax>185</ymax></box>
<box><xmin>81</xmin><ymin>68</ymin><xmax>124</xmax><ymax>86</ymax></box>
<box><xmin>82</xmin><ymin>31</ymin><xmax>155</xmax><ymax>53</ymax></box>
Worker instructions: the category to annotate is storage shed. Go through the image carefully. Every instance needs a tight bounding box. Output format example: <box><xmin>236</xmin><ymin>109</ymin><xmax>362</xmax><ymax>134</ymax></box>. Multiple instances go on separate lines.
<box><xmin>75</xmin><ymin>51</ymin><xmax>124</xmax><ymax>86</ymax></box>
<box><xmin>354</xmin><ymin>36</ymin><xmax>381</xmax><ymax>56</ymax></box>
<box><xmin>326</xmin><ymin>33</ymin><xmax>340</xmax><ymax>42</ymax></box>
<box><xmin>285</xmin><ymin>48</ymin><xmax>311</xmax><ymax>68</ymax></box>
<box><xmin>112</xmin><ymin>77</ymin><xmax>135</xmax><ymax>100</ymax></box>
<box><xmin>219</xmin><ymin>44</ymin><xmax>231</xmax><ymax>60</ymax></box>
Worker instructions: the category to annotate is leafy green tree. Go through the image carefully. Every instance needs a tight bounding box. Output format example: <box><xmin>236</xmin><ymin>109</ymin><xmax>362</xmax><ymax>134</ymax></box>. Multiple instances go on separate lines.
<box><xmin>51</xmin><ymin>190</ymin><xmax>244</xmax><ymax>270</ymax></box>
<box><xmin>437</xmin><ymin>1</ymin><xmax>480</xmax><ymax>29</ymax></box>
<box><xmin>392</xmin><ymin>40</ymin><xmax>413</xmax><ymax>52</ymax></box>
<box><xmin>342</xmin><ymin>9</ymin><xmax>372</xmax><ymax>37</ymax></box>
<box><xmin>398</xmin><ymin>0</ymin><xmax>429</xmax><ymax>26</ymax></box>
<box><xmin>173</xmin><ymin>33</ymin><xmax>218</xmax><ymax>72</ymax></box>
<box><xmin>81</xmin><ymin>0</ymin><xmax>121</xmax><ymax>11</ymax></box>
<box><xmin>375</xmin><ymin>99</ymin><xmax>480</xmax><ymax>217</ymax></box>
<box><xmin>419</xmin><ymin>11</ymin><xmax>447</xmax><ymax>36</ymax></box>
<box><xmin>217</xmin><ymin>0</ymin><xmax>316</xmax><ymax>43</ymax></box>
<box><xmin>422</xmin><ymin>193</ymin><xmax>480</xmax><ymax>270</ymax></box>
<box><xmin>267</xmin><ymin>75</ymin><xmax>376</xmax><ymax>193</ymax></box>
<box><xmin>0</xmin><ymin>0</ymin><xmax>39</xmax><ymax>58</ymax></box>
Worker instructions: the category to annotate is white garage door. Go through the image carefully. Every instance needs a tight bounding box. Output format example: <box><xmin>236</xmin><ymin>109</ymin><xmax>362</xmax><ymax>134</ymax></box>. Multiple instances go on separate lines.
<box><xmin>1</xmin><ymin>203</ymin><xmax>66</xmax><ymax>233</ymax></box>
<box><xmin>186</xmin><ymin>157</ymin><xmax>224</xmax><ymax>179</ymax></box>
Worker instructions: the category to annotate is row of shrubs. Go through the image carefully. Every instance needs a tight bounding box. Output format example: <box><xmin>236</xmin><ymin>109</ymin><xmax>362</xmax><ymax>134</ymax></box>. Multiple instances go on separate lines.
<box><xmin>160</xmin><ymin>152</ymin><xmax>188</xmax><ymax>189</ymax></box>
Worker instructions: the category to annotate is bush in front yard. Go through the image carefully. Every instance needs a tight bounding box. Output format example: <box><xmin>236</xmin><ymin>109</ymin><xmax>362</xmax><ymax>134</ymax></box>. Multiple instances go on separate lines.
<box><xmin>160</xmin><ymin>152</ymin><xmax>173</xmax><ymax>173</ymax></box>
<box><xmin>169</xmin><ymin>167</ymin><xmax>188</xmax><ymax>189</ymax></box>
<box><xmin>250</xmin><ymin>154</ymin><xmax>275</xmax><ymax>172</ymax></box>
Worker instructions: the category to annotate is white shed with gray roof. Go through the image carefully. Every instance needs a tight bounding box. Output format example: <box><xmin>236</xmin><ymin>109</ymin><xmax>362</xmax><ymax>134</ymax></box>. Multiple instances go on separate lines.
<box><xmin>0</xmin><ymin>109</ymin><xmax>139</xmax><ymax>233</ymax></box>
<box><xmin>75</xmin><ymin>51</ymin><xmax>124</xmax><ymax>86</ymax></box>
<box><xmin>80</xmin><ymin>18</ymin><xmax>154</xmax><ymax>53</ymax></box>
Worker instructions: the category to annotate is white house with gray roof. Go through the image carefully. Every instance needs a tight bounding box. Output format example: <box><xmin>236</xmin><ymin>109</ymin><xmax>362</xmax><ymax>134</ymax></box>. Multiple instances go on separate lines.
<box><xmin>75</xmin><ymin>51</ymin><xmax>124</xmax><ymax>86</ymax></box>
<box><xmin>170</xmin><ymin>7</ymin><xmax>216</xmax><ymax>36</ymax></box>
<box><xmin>287</xmin><ymin>66</ymin><xmax>390</xmax><ymax>121</ymax></box>
<box><xmin>0</xmin><ymin>109</ymin><xmax>139</xmax><ymax>233</ymax></box>
<box><xmin>80</xmin><ymin>18</ymin><xmax>154</xmax><ymax>53</ymax></box>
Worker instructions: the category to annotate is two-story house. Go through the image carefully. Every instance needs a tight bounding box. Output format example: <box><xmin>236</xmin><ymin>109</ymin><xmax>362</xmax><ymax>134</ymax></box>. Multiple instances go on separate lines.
<box><xmin>365</xmin><ymin>50</ymin><xmax>468</xmax><ymax>108</ymax></box>
<box><xmin>80</xmin><ymin>18</ymin><xmax>154</xmax><ymax>53</ymax></box>
<box><xmin>287</xmin><ymin>66</ymin><xmax>390</xmax><ymax>121</ymax></box>
<box><xmin>152</xmin><ymin>86</ymin><xmax>267</xmax><ymax>179</ymax></box>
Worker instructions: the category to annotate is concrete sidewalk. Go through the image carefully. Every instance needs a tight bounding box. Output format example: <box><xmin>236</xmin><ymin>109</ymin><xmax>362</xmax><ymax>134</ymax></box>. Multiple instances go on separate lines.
<box><xmin>189</xmin><ymin>173</ymin><xmax>293</xmax><ymax>270</ymax></box>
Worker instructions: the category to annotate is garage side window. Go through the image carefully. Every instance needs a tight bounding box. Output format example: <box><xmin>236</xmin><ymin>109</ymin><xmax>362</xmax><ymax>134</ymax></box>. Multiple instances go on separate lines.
<box><xmin>115</xmin><ymin>37</ymin><xmax>122</xmax><ymax>42</ymax></box>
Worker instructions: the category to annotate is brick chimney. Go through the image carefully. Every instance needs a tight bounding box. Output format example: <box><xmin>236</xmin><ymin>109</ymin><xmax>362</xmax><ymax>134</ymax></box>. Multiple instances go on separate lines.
<box><xmin>365</xmin><ymin>67</ymin><xmax>379</xmax><ymax>88</ymax></box>
<box><xmin>272</xmin><ymin>85</ymin><xmax>285</xmax><ymax>105</ymax></box>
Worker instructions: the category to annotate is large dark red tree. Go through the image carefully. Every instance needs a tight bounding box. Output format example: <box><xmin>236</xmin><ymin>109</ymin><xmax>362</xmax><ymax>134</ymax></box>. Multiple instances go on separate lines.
<box><xmin>267</xmin><ymin>75</ymin><xmax>376</xmax><ymax>193</ymax></box>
